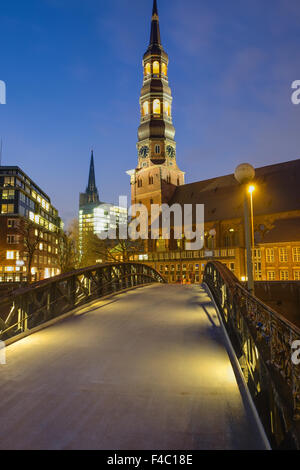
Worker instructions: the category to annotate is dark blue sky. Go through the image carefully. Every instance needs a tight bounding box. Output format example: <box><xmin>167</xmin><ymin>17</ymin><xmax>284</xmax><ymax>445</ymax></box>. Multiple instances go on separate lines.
<box><xmin>1</xmin><ymin>0</ymin><xmax>300</xmax><ymax>224</ymax></box>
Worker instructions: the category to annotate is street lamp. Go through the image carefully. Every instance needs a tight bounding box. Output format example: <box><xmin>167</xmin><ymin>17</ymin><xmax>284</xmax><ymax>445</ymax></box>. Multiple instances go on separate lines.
<box><xmin>248</xmin><ymin>185</ymin><xmax>255</xmax><ymax>257</ymax></box>
<box><xmin>235</xmin><ymin>163</ymin><xmax>255</xmax><ymax>294</ymax></box>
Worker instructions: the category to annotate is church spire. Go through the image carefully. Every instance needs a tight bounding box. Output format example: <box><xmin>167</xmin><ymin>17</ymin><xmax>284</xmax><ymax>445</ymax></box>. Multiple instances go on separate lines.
<box><xmin>86</xmin><ymin>150</ymin><xmax>100</xmax><ymax>204</ymax></box>
<box><xmin>149</xmin><ymin>0</ymin><xmax>162</xmax><ymax>50</ymax></box>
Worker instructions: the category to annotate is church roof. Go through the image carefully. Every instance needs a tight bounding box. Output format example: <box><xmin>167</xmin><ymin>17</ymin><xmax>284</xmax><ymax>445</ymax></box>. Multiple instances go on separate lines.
<box><xmin>170</xmin><ymin>159</ymin><xmax>300</xmax><ymax>222</ymax></box>
<box><xmin>259</xmin><ymin>218</ymin><xmax>300</xmax><ymax>243</ymax></box>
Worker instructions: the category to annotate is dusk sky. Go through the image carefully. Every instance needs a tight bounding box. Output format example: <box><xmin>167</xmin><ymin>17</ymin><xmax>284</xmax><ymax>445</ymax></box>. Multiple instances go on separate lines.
<box><xmin>0</xmin><ymin>0</ymin><xmax>299</xmax><ymax>224</ymax></box>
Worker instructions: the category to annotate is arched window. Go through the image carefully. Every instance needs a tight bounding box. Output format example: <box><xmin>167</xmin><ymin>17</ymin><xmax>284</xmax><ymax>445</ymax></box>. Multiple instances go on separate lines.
<box><xmin>149</xmin><ymin>175</ymin><xmax>154</xmax><ymax>185</ymax></box>
<box><xmin>153</xmin><ymin>61</ymin><xmax>160</xmax><ymax>75</ymax></box>
<box><xmin>153</xmin><ymin>99</ymin><xmax>160</xmax><ymax>114</ymax></box>
<box><xmin>162</xmin><ymin>63</ymin><xmax>167</xmax><ymax>76</ymax></box>
<box><xmin>164</xmin><ymin>101</ymin><xmax>171</xmax><ymax>116</ymax></box>
<box><xmin>155</xmin><ymin>145</ymin><xmax>160</xmax><ymax>154</ymax></box>
<box><xmin>137</xmin><ymin>179</ymin><xmax>142</xmax><ymax>188</ymax></box>
<box><xmin>166</xmin><ymin>175</ymin><xmax>171</xmax><ymax>184</ymax></box>
<box><xmin>177</xmin><ymin>177</ymin><xmax>180</xmax><ymax>186</ymax></box>
<box><xmin>144</xmin><ymin>63</ymin><xmax>151</xmax><ymax>76</ymax></box>
<box><xmin>142</xmin><ymin>101</ymin><xmax>149</xmax><ymax>116</ymax></box>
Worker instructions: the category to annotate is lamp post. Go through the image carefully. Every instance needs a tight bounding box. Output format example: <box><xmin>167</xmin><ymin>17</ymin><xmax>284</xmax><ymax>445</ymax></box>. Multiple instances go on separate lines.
<box><xmin>235</xmin><ymin>163</ymin><xmax>255</xmax><ymax>294</ymax></box>
<box><xmin>248</xmin><ymin>185</ymin><xmax>256</xmax><ymax>281</ymax></box>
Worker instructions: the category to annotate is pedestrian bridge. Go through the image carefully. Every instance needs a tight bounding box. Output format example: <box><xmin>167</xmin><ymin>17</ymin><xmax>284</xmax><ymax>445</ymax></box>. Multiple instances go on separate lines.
<box><xmin>0</xmin><ymin>262</ymin><xmax>299</xmax><ymax>450</ymax></box>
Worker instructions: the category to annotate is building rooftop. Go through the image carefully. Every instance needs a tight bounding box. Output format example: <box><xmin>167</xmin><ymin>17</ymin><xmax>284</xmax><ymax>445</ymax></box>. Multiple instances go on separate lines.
<box><xmin>170</xmin><ymin>158</ymin><xmax>300</xmax><ymax>222</ymax></box>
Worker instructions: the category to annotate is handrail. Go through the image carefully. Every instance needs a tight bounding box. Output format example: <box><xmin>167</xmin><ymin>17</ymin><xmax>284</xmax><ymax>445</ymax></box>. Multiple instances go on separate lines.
<box><xmin>0</xmin><ymin>262</ymin><xmax>166</xmax><ymax>342</ymax></box>
<box><xmin>204</xmin><ymin>261</ymin><xmax>300</xmax><ymax>448</ymax></box>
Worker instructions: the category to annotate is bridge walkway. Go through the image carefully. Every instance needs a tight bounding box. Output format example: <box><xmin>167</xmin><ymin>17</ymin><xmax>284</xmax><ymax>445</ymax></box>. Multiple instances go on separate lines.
<box><xmin>0</xmin><ymin>284</ymin><xmax>268</xmax><ymax>450</ymax></box>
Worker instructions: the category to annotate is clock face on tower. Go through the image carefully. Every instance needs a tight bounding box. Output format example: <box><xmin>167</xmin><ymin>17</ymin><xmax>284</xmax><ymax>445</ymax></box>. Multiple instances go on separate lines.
<box><xmin>166</xmin><ymin>145</ymin><xmax>175</xmax><ymax>158</ymax></box>
<box><xmin>139</xmin><ymin>145</ymin><xmax>149</xmax><ymax>158</ymax></box>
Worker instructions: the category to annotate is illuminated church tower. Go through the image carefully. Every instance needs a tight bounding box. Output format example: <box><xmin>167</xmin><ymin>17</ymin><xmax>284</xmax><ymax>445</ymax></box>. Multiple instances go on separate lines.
<box><xmin>128</xmin><ymin>0</ymin><xmax>185</xmax><ymax>212</ymax></box>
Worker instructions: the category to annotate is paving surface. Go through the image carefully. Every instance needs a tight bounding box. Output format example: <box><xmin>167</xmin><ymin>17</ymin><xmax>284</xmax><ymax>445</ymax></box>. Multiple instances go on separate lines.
<box><xmin>0</xmin><ymin>284</ymin><xmax>267</xmax><ymax>450</ymax></box>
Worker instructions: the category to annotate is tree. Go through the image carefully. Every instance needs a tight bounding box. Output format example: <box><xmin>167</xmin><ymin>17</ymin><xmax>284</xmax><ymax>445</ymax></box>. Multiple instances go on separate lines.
<box><xmin>80</xmin><ymin>230</ymin><xmax>145</xmax><ymax>268</ymax></box>
<box><xmin>17</xmin><ymin>218</ymin><xmax>45</xmax><ymax>284</ymax></box>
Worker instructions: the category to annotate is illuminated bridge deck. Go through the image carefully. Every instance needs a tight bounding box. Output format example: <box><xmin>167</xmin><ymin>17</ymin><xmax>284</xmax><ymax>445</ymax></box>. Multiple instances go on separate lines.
<box><xmin>0</xmin><ymin>284</ymin><xmax>268</xmax><ymax>450</ymax></box>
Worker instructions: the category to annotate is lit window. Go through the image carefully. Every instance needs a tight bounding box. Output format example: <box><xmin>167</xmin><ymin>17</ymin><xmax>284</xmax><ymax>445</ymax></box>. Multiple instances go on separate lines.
<box><xmin>153</xmin><ymin>61</ymin><xmax>160</xmax><ymax>74</ymax></box>
<box><xmin>142</xmin><ymin>101</ymin><xmax>149</xmax><ymax>116</ymax></box>
<box><xmin>144</xmin><ymin>63</ymin><xmax>151</xmax><ymax>76</ymax></box>
<box><xmin>292</xmin><ymin>247</ymin><xmax>300</xmax><ymax>262</ymax></box>
<box><xmin>2</xmin><ymin>190</ymin><xmax>15</xmax><ymax>199</ymax></box>
<box><xmin>266</xmin><ymin>248</ymin><xmax>275</xmax><ymax>263</ymax></box>
<box><xmin>153</xmin><ymin>99</ymin><xmax>160</xmax><ymax>114</ymax></box>
<box><xmin>164</xmin><ymin>101</ymin><xmax>171</xmax><ymax>116</ymax></box>
<box><xmin>267</xmin><ymin>271</ymin><xmax>275</xmax><ymax>281</ymax></box>
<box><xmin>4</xmin><ymin>177</ymin><xmax>14</xmax><ymax>187</ymax></box>
<box><xmin>294</xmin><ymin>271</ymin><xmax>300</xmax><ymax>281</ymax></box>
<box><xmin>1</xmin><ymin>204</ymin><xmax>14</xmax><ymax>214</ymax></box>
<box><xmin>280</xmin><ymin>270</ymin><xmax>289</xmax><ymax>280</ymax></box>
<box><xmin>155</xmin><ymin>145</ymin><xmax>160</xmax><ymax>154</ymax></box>
<box><xmin>279</xmin><ymin>248</ymin><xmax>288</xmax><ymax>263</ymax></box>
<box><xmin>6</xmin><ymin>251</ymin><xmax>14</xmax><ymax>260</ymax></box>
<box><xmin>162</xmin><ymin>63</ymin><xmax>167</xmax><ymax>76</ymax></box>
<box><xmin>5</xmin><ymin>266</ymin><xmax>14</xmax><ymax>272</ymax></box>
<box><xmin>39</xmin><ymin>243</ymin><xmax>43</xmax><ymax>251</ymax></box>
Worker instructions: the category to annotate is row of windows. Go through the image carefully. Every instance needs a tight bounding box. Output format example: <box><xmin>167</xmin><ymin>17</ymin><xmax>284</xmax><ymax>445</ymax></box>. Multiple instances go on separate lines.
<box><xmin>142</xmin><ymin>100</ymin><xmax>171</xmax><ymax>116</ymax></box>
<box><xmin>144</xmin><ymin>61</ymin><xmax>167</xmax><ymax>77</ymax></box>
<box><xmin>137</xmin><ymin>174</ymin><xmax>180</xmax><ymax>188</ymax></box>
<box><xmin>1</xmin><ymin>176</ymin><xmax>57</xmax><ymax>216</ymax></box>
<box><xmin>255</xmin><ymin>247</ymin><xmax>300</xmax><ymax>263</ymax></box>
<box><xmin>267</xmin><ymin>270</ymin><xmax>300</xmax><ymax>281</ymax></box>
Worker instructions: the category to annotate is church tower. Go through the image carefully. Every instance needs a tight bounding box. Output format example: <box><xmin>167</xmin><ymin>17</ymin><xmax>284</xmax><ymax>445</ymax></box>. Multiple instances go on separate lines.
<box><xmin>129</xmin><ymin>0</ymin><xmax>185</xmax><ymax>213</ymax></box>
<box><xmin>80</xmin><ymin>150</ymin><xmax>100</xmax><ymax>208</ymax></box>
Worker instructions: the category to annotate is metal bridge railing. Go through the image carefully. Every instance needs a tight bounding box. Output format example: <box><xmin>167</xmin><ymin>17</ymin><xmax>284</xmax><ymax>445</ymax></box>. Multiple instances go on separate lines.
<box><xmin>204</xmin><ymin>261</ymin><xmax>300</xmax><ymax>448</ymax></box>
<box><xmin>0</xmin><ymin>262</ymin><xmax>166</xmax><ymax>342</ymax></box>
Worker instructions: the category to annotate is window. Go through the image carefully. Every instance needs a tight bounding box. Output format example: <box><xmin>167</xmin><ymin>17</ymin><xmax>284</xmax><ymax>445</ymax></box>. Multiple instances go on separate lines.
<box><xmin>279</xmin><ymin>247</ymin><xmax>288</xmax><ymax>262</ymax></box>
<box><xmin>7</xmin><ymin>219</ymin><xmax>18</xmax><ymax>228</ymax></box>
<box><xmin>162</xmin><ymin>63</ymin><xmax>167</xmax><ymax>76</ymax></box>
<box><xmin>294</xmin><ymin>271</ymin><xmax>300</xmax><ymax>281</ymax></box>
<box><xmin>153</xmin><ymin>99</ymin><xmax>160</xmax><ymax>114</ymax></box>
<box><xmin>144</xmin><ymin>63</ymin><xmax>151</xmax><ymax>76</ymax></box>
<box><xmin>137</xmin><ymin>179</ymin><xmax>142</xmax><ymax>188</ymax></box>
<box><xmin>267</xmin><ymin>271</ymin><xmax>275</xmax><ymax>281</ymax></box>
<box><xmin>177</xmin><ymin>177</ymin><xmax>180</xmax><ymax>186</ymax></box>
<box><xmin>155</xmin><ymin>145</ymin><xmax>160</xmax><ymax>154</ymax></box>
<box><xmin>266</xmin><ymin>248</ymin><xmax>275</xmax><ymax>263</ymax></box>
<box><xmin>293</xmin><ymin>247</ymin><xmax>300</xmax><ymax>262</ymax></box>
<box><xmin>253</xmin><ymin>248</ymin><xmax>261</xmax><ymax>260</ymax></box>
<box><xmin>153</xmin><ymin>61</ymin><xmax>160</xmax><ymax>74</ymax></box>
<box><xmin>2</xmin><ymin>189</ymin><xmax>15</xmax><ymax>199</ymax></box>
<box><xmin>164</xmin><ymin>101</ymin><xmax>171</xmax><ymax>116</ymax></box>
<box><xmin>3</xmin><ymin>176</ymin><xmax>14</xmax><ymax>187</ymax></box>
<box><xmin>280</xmin><ymin>270</ymin><xmax>289</xmax><ymax>280</ymax></box>
<box><xmin>1</xmin><ymin>204</ymin><xmax>14</xmax><ymax>214</ymax></box>
<box><xmin>142</xmin><ymin>101</ymin><xmax>149</xmax><ymax>116</ymax></box>
<box><xmin>6</xmin><ymin>250</ymin><xmax>19</xmax><ymax>260</ymax></box>
<box><xmin>7</xmin><ymin>235</ymin><xmax>19</xmax><ymax>244</ymax></box>
<box><xmin>39</xmin><ymin>243</ymin><xmax>43</xmax><ymax>251</ymax></box>
<box><xmin>149</xmin><ymin>176</ymin><xmax>154</xmax><ymax>185</ymax></box>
